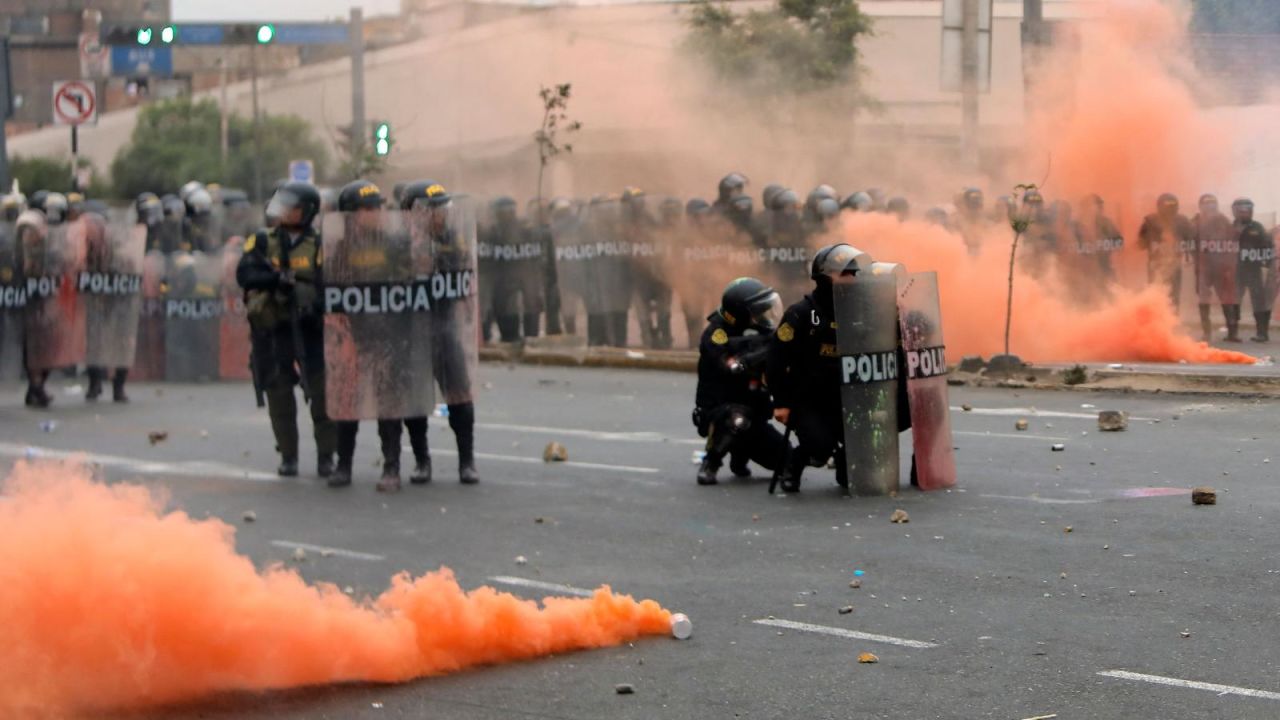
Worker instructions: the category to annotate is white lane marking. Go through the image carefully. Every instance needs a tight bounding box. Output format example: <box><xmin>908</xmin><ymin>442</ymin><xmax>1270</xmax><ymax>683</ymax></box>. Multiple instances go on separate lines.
<box><xmin>0</xmin><ymin>442</ymin><xmax>278</xmax><ymax>482</ymax></box>
<box><xmin>753</xmin><ymin>618</ymin><xmax>939</xmax><ymax>649</ymax></box>
<box><xmin>487</xmin><ymin>576</ymin><xmax>595</xmax><ymax>598</ymax></box>
<box><xmin>414</xmin><ymin>447</ymin><xmax>660</xmax><ymax>474</ymax></box>
<box><xmin>952</xmin><ymin>406</ymin><xmax>1158</xmax><ymax>422</ymax></box>
<box><xmin>955</xmin><ymin>431</ymin><xmax>1070</xmax><ymax>442</ymax></box>
<box><xmin>980</xmin><ymin>494</ymin><xmax>1101</xmax><ymax>505</ymax></box>
<box><xmin>1098</xmin><ymin>670</ymin><xmax>1280</xmax><ymax>702</ymax></box>
<box><xmin>429</xmin><ymin>417</ymin><xmax>704</xmax><ymax>446</ymax></box>
<box><xmin>270</xmin><ymin>540</ymin><xmax>385</xmax><ymax>562</ymax></box>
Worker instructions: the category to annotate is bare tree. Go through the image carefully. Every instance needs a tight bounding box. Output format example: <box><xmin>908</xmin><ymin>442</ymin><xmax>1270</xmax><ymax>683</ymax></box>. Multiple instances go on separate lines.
<box><xmin>1004</xmin><ymin>183</ymin><xmax>1037</xmax><ymax>357</ymax></box>
<box><xmin>534</xmin><ymin>83</ymin><xmax>582</xmax><ymax>212</ymax></box>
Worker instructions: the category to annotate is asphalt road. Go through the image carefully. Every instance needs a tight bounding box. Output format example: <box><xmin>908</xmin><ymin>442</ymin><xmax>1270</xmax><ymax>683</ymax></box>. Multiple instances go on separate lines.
<box><xmin>3</xmin><ymin>366</ymin><xmax>1280</xmax><ymax>720</ymax></box>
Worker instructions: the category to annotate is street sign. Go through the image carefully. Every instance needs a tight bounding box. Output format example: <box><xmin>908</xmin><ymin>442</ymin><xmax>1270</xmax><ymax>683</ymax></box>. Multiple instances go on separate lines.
<box><xmin>79</xmin><ymin>32</ymin><xmax>110</xmax><ymax>78</ymax></box>
<box><xmin>288</xmin><ymin>159</ymin><xmax>314</xmax><ymax>184</ymax></box>
<box><xmin>274</xmin><ymin>24</ymin><xmax>350</xmax><ymax>45</ymax></box>
<box><xmin>52</xmin><ymin>80</ymin><xmax>97</xmax><ymax>126</ymax></box>
<box><xmin>110</xmin><ymin>46</ymin><xmax>174</xmax><ymax>77</ymax></box>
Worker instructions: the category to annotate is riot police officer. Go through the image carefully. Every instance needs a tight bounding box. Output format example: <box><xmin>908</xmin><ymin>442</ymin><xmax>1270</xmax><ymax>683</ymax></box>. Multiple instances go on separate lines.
<box><xmin>402</xmin><ymin>180</ymin><xmax>481</xmax><ymax>484</ymax></box>
<box><xmin>693</xmin><ymin>277</ymin><xmax>788</xmax><ymax>485</ymax></box>
<box><xmin>623</xmin><ymin>187</ymin><xmax>672</xmax><ymax>349</ymax></box>
<box><xmin>1138</xmin><ymin>193</ymin><xmax>1196</xmax><ymax>314</ymax></box>
<box><xmin>135</xmin><ymin>193</ymin><xmax>164</xmax><ymax>252</ymax></box>
<box><xmin>19</xmin><ymin>191</ymin><xmax>69</xmax><ymax>409</ymax></box>
<box><xmin>236</xmin><ymin>181</ymin><xmax>336</xmax><ymax>478</ymax></box>
<box><xmin>1232</xmin><ymin>198</ymin><xmax>1273</xmax><ymax>342</ymax></box>
<box><xmin>486</xmin><ymin>197</ymin><xmax>544</xmax><ymax>341</ymax></box>
<box><xmin>184</xmin><ymin>188</ymin><xmax>215</xmax><ymax>252</ymax></box>
<box><xmin>1193</xmin><ymin>194</ymin><xmax>1237</xmax><ymax>342</ymax></box>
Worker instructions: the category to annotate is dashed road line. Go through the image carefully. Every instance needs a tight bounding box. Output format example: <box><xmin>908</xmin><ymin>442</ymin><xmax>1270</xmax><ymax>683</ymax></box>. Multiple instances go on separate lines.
<box><xmin>488</xmin><ymin>576</ymin><xmax>595</xmax><ymax>598</ymax></box>
<box><xmin>753</xmin><ymin>618</ymin><xmax>939</xmax><ymax>649</ymax></box>
<box><xmin>270</xmin><ymin>540</ymin><xmax>385</xmax><ymax>562</ymax></box>
<box><xmin>0</xmin><ymin>442</ymin><xmax>277</xmax><ymax>481</ymax></box>
<box><xmin>1097</xmin><ymin>670</ymin><xmax>1280</xmax><ymax>701</ymax></box>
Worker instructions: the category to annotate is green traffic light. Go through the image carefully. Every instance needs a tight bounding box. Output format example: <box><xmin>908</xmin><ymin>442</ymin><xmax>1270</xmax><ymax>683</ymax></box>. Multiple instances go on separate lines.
<box><xmin>137</xmin><ymin>27</ymin><xmax>153</xmax><ymax>45</ymax></box>
<box><xmin>256</xmin><ymin>24</ymin><xmax>275</xmax><ymax>43</ymax></box>
<box><xmin>375</xmin><ymin>124</ymin><xmax>390</xmax><ymax>140</ymax></box>
<box><xmin>160</xmin><ymin>25</ymin><xmax>176</xmax><ymax>44</ymax></box>
<box><xmin>375</xmin><ymin>138</ymin><xmax>390</xmax><ymax>156</ymax></box>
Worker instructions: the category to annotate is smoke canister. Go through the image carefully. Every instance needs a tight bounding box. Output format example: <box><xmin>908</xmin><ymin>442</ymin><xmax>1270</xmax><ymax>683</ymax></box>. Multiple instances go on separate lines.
<box><xmin>670</xmin><ymin>612</ymin><xmax>692</xmax><ymax>639</ymax></box>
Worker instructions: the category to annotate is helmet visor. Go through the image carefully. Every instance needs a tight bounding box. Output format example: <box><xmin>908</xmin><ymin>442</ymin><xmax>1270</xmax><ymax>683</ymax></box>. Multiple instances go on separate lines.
<box><xmin>818</xmin><ymin>244</ymin><xmax>862</xmax><ymax>277</ymax></box>
<box><xmin>751</xmin><ymin>291</ymin><xmax>784</xmax><ymax>331</ymax></box>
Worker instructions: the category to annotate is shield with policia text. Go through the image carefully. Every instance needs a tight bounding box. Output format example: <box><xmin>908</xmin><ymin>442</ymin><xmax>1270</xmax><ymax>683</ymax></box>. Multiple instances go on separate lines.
<box><xmin>24</xmin><ymin>218</ymin><xmax>87</xmax><ymax>373</ymax></box>
<box><xmin>897</xmin><ymin>271</ymin><xmax>956</xmax><ymax>490</ymax></box>
<box><xmin>0</xmin><ymin>222</ymin><xmax>25</xmax><ymax>380</ymax></box>
<box><xmin>131</xmin><ymin>249</ymin><xmax>167</xmax><ymax>380</ymax></box>
<box><xmin>83</xmin><ymin>216</ymin><xmax>145</xmax><ymax>370</ymax></box>
<box><xmin>218</xmin><ymin>235</ymin><xmax>252</xmax><ymax>380</ymax></box>
<box><xmin>420</xmin><ymin>195</ymin><xmax>479</xmax><ymax>406</ymax></box>
<box><xmin>322</xmin><ymin>208</ymin><xmax>435</xmax><ymax>421</ymax></box>
<box><xmin>163</xmin><ymin>250</ymin><xmax>223</xmax><ymax>381</ymax></box>
<box><xmin>834</xmin><ymin>266</ymin><xmax>902</xmax><ymax>496</ymax></box>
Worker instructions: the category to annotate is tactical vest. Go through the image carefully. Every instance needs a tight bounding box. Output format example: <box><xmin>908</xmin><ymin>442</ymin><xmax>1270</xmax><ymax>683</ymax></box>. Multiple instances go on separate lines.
<box><xmin>244</xmin><ymin>226</ymin><xmax>321</xmax><ymax>331</ymax></box>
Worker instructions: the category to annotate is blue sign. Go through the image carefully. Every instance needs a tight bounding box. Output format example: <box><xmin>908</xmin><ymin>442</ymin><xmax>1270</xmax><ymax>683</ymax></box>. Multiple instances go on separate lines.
<box><xmin>175</xmin><ymin>24</ymin><xmax>225</xmax><ymax>45</ymax></box>
<box><xmin>275</xmin><ymin>24</ymin><xmax>350</xmax><ymax>45</ymax></box>
<box><xmin>110</xmin><ymin>46</ymin><xmax>173</xmax><ymax>77</ymax></box>
<box><xmin>288</xmin><ymin>159</ymin><xmax>314</xmax><ymax>184</ymax></box>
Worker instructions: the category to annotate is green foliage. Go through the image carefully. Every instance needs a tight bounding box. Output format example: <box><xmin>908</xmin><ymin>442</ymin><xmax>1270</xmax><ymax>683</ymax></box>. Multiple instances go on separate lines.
<box><xmin>684</xmin><ymin>0</ymin><xmax>873</xmax><ymax>95</ymax></box>
<box><xmin>110</xmin><ymin>97</ymin><xmax>328</xmax><ymax>200</ymax></box>
<box><xmin>1061</xmin><ymin>365</ymin><xmax>1089</xmax><ymax>386</ymax></box>
<box><xmin>9</xmin><ymin>155</ymin><xmax>110</xmax><ymax>197</ymax></box>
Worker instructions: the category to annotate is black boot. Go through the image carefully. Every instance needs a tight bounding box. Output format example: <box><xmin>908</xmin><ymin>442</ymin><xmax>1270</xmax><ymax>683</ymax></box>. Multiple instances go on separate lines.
<box><xmin>377</xmin><ymin>461</ymin><xmax>401</xmax><ymax>493</ymax></box>
<box><xmin>277</xmin><ymin>456</ymin><xmax>299</xmax><ymax>477</ymax></box>
<box><xmin>410</xmin><ymin>455</ymin><xmax>432</xmax><ymax>484</ymax></box>
<box><xmin>1198</xmin><ymin>304</ymin><xmax>1213</xmax><ymax>342</ymax></box>
<box><xmin>697</xmin><ymin>456</ymin><xmax>719</xmax><ymax>485</ymax></box>
<box><xmin>112</xmin><ymin>368</ymin><xmax>129</xmax><ymax>403</ymax></box>
<box><xmin>1252</xmin><ymin>312</ymin><xmax>1271</xmax><ymax>342</ymax></box>
<box><xmin>328</xmin><ymin>459</ymin><xmax>353</xmax><ymax>488</ymax></box>
<box><xmin>26</xmin><ymin>373</ymin><xmax>52</xmax><ymax>409</ymax></box>
<box><xmin>1225</xmin><ymin>305</ymin><xmax>1243</xmax><ymax>342</ymax></box>
<box><xmin>450</xmin><ymin>403</ymin><xmax>479</xmax><ymax>484</ymax></box>
<box><xmin>728</xmin><ymin>454</ymin><xmax>752</xmax><ymax>479</ymax></box>
<box><xmin>316</xmin><ymin>454</ymin><xmax>334</xmax><ymax>478</ymax></box>
<box><xmin>86</xmin><ymin>367</ymin><xmax>104</xmax><ymax>402</ymax></box>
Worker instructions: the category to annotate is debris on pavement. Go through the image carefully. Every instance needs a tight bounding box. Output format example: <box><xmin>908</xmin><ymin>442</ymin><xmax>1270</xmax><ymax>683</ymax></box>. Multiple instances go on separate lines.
<box><xmin>1051</xmin><ymin>444</ymin><xmax>1065</xmax><ymax>452</ymax></box>
<box><xmin>961</xmin><ymin>404</ymin><xmax>972</xmax><ymax>411</ymax></box>
<box><xmin>535</xmin><ymin>517</ymin><xmax>546</xmax><ymax>524</ymax></box>
<box><xmin>615</xmin><ymin>683</ymin><xmax>636</xmax><ymax>694</ymax></box>
<box><xmin>1015</xmin><ymin>419</ymin><xmax>1030</xmax><ymax>431</ymax></box>
<box><xmin>838</xmin><ymin>606</ymin><xmax>854</xmax><ymax>615</ymax></box>
<box><xmin>670</xmin><ymin>613</ymin><xmax>693</xmax><ymax>639</ymax></box>
<box><xmin>241</xmin><ymin>510</ymin><xmax>256</xmax><ymax>523</ymax></box>
<box><xmin>147</xmin><ymin>430</ymin><xmax>168</xmax><ymax>445</ymax></box>
<box><xmin>857</xmin><ymin>652</ymin><xmax>879</xmax><ymax>664</ymax></box>
<box><xmin>543</xmin><ymin>442</ymin><xmax>569</xmax><ymax>462</ymax></box>
<box><xmin>1180</xmin><ymin>630</ymin><xmax>1192</xmax><ymax>639</ymax></box>
<box><xmin>515</xmin><ymin>555</ymin><xmax>528</xmax><ymax>565</ymax></box>
<box><xmin>39</xmin><ymin>420</ymin><xmax>57</xmax><ymax>433</ymax></box>
<box><xmin>291</xmin><ymin>547</ymin><xmax>306</xmax><ymax>562</ymax></box>
<box><xmin>1063</xmin><ymin>526</ymin><xmax>1073</xmax><ymax>533</ymax></box>
<box><xmin>1192</xmin><ymin>487</ymin><xmax>1217</xmax><ymax>505</ymax></box>
<box><xmin>849</xmin><ymin>579</ymin><xmax>862</xmax><ymax>589</ymax></box>
<box><xmin>890</xmin><ymin>509</ymin><xmax>910</xmax><ymax>524</ymax></box>
<box><xmin>1097</xmin><ymin>411</ymin><xmax>1128</xmax><ymax>431</ymax></box>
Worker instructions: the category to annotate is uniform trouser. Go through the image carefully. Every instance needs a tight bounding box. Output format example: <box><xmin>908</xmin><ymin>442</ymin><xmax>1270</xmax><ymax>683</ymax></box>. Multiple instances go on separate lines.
<box><xmin>1237</xmin><ymin>265</ymin><xmax>1273</xmax><ymax>316</ymax></box>
<box><xmin>336</xmin><ymin>417</ymin><xmax>428</xmax><ymax>469</ymax></box>
<box><xmin>431</xmin><ymin>319</ymin><xmax>477</xmax><ymax>465</ymax></box>
<box><xmin>495</xmin><ymin>266</ymin><xmax>545</xmax><ymax>341</ymax></box>
<box><xmin>634</xmin><ymin>277</ymin><xmax>673</xmax><ymax>349</ymax></box>
<box><xmin>1197</xmin><ymin>256</ymin><xmax>1238</xmax><ymax>305</ymax></box>
<box><xmin>259</xmin><ymin>324</ymin><xmax>335</xmax><ymax>461</ymax></box>
<box><xmin>787</xmin><ymin>403</ymin><xmax>847</xmax><ymax>486</ymax></box>
<box><xmin>704</xmin><ymin>404</ymin><xmax>787</xmax><ymax>472</ymax></box>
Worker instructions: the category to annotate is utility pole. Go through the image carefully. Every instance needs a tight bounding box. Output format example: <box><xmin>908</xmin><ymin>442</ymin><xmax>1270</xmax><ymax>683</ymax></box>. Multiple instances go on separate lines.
<box><xmin>350</xmin><ymin>7</ymin><xmax>366</xmax><ymax>171</ymax></box>
<box><xmin>960</xmin><ymin>0</ymin><xmax>980</xmax><ymax>168</ymax></box>
<box><xmin>250</xmin><ymin>42</ymin><xmax>262</xmax><ymax>203</ymax></box>
<box><xmin>219</xmin><ymin>54</ymin><xmax>229</xmax><ymax>168</ymax></box>
<box><xmin>0</xmin><ymin>38</ymin><xmax>11</xmax><ymax>192</ymax></box>
<box><xmin>1021</xmin><ymin>0</ymin><xmax>1044</xmax><ymax>123</ymax></box>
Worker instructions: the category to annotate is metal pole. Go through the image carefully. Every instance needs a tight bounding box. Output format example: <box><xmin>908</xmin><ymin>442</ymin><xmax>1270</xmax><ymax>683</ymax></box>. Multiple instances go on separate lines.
<box><xmin>71</xmin><ymin>125</ymin><xmax>79</xmax><ymax>191</ymax></box>
<box><xmin>0</xmin><ymin>39</ymin><xmax>10</xmax><ymax>193</ymax></box>
<box><xmin>1021</xmin><ymin>0</ymin><xmax>1044</xmax><ymax>124</ymax></box>
<box><xmin>350</xmin><ymin>7</ymin><xmax>366</xmax><ymax>171</ymax></box>
<box><xmin>961</xmin><ymin>0</ymin><xmax>980</xmax><ymax>168</ymax></box>
<box><xmin>250</xmin><ymin>43</ymin><xmax>262</xmax><ymax>203</ymax></box>
<box><xmin>219</xmin><ymin>55</ymin><xmax>229</xmax><ymax>168</ymax></box>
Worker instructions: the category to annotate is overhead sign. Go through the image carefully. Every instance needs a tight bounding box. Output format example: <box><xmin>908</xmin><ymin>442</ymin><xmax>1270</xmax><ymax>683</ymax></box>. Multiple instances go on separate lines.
<box><xmin>288</xmin><ymin>159</ymin><xmax>315</xmax><ymax>184</ymax></box>
<box><xmin>110</xmin><ymin>46</ymin><xmax>173</xmax><ymax>77</ymax></box>
<box><xmin>52</xmin><ymin>80</ymin><xmax>97</xmax><ymax>127</ymax></box>
<box><xmin>274</xmin><ymin>24</ymin><xmax>350</xmax><ymax>45</ymax></box>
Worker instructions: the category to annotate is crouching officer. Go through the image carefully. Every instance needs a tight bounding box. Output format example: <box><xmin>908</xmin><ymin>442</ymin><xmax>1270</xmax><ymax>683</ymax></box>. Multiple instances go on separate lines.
<box><xmin>236</xmin><ymin>182</ymin><xmax>337</xmax><ymax>477</ymax></box>
<box><xmin>692</xmin><ymin>277</ymin><xmax>789</xmax><ymax>485</ymax></box>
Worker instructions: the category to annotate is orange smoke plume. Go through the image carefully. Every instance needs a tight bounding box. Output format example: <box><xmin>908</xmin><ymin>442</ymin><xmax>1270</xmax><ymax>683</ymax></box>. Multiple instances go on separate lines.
<box><xmin>0</xmin><ymin>462</ymin><xmax>672</xmax><ymax>717</ymax></box>
<box><xmin>838</xmin><ymin>212</ymin><xmax>1253</xmax><ymax>364</ymax></box>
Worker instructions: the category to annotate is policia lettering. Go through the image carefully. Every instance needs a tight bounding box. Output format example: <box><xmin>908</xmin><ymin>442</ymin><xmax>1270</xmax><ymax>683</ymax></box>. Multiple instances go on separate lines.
<box><xmin>840</xmin><ymin>351</ymin><xmax>899</xmax><ymax>384</ymax></box>
<box><xmin>905</xmin><ymin>346</ymin><xmax>947</xmax><ymax>380</ymax></box>
<box><xmin>78</xmin><ymin>272</ymin><xmax>141</xmax><ymax>295</ymax></box>
<box><xmin>322</xmin><ymin>271</ymin><xmax>475</xmax><ymax>314</ymax></box>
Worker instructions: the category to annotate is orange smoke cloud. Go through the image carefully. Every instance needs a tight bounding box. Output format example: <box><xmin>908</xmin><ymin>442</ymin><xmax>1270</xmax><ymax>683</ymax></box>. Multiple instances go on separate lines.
<box><xmin>838</xmin><ymin>212</ymin><xmax>1253</xmax><ymax>364</ymax></box>
<box><xmin>0</xmin><ymin>462</ymin><xmax>671</xmax><ymax>717</ymax></box>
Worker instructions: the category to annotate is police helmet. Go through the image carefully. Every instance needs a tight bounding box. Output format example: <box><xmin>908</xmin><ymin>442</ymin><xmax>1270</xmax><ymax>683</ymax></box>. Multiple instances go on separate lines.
<box><xmin>761</xmin><ymin>184</ymin><xmax>785</xmax><ymax>210</ymax></box>
<box><xmin>718</xmin><ymin>172</ymin><xmax>748</xmax><ymax>202</ymax></box>
<box><xmin>43</xmin><ymin>192</ymin><xmax>69</xmax><ymax>224</ymax></box>
<box><xmin>1156</xmin><ymin>192</ymin><xmax>1178</xmax><ymax>213</ymax></box>
<box><xmin>1231</xmin><ymin>197</ymin><xmax>1254</xmax><ymax>221</ymax></box>
<box><xmin>1198</xmin><ymin>193</ymin><xmax>1218</xmax><ymax>210</ymax></box>
<box><xmin>1023</xmin><ymin>189</ymin><xmax>1046</xmax><ymax>207</ymax></box>
<box><xmin>730</xmin><ymin>194</ymin><xmax>753</xmax><ymax>216</ymax></box>
<box><xmin>719</xmin><ymin>277</ymin><xmax>783</xmax><ymax>332</ymax></box>
<box><xmin>769</xmin><ymin>189</ymin><xmax>799</xmax><ymax>213</ymax></box>
<box><xmin>268</xmin><ymin>181</ymin><xmax>322</xmax><ymax>227</ymax></box>
<box><xmin>178</xmin><ymin>180</ymin><xmax>205</xmax><ymax>202</ymax></box>
<box><xmin>816</xmin><ymin>197</ymin><xmax>840</xmax><ymax>220</ymax></box>
<box><xmin>65</xmin><ymin>192</ymin><xmax>86</xmax><ymax>218</ymax></box>
<box><xmin>686</xmin><ymin>198</ymin><xmax>711</xmax><ymax>217</ymax></box>
<box><xmin>887</xmin><ymin>196</ymin><xmax>910</xmax><ymax>217</ymax></box>
<box><xmin>961</xmin><ymin>187</ymin><xmax>984</xmax><ymax>211</ymax></box>
<box><xmin>186</xmin><ymin>188</ymin><xmax>214</xmax><ymax>215</ymax></box>
<box><xmin>1</xmin><ymin>193</ymin><xmax>24</xmax><ymax>222</ymax></box>
<box><xmin>925</xmin><ymin>207</ymin><xmax>950</xmax><ymax>226</ymax></box>
<box><xmin>161</xmin><ymin>194</ymin><xmax>185</xmax><ymax>219</ymax></box>
<box><xmin>29</xmin><ymin>190</ymin><xmax>49</xmax><ymax>213</ymax></box>
<box><xmin>337</xmin><ymin>180</ymin><xmax>384</xmax><ymax>212</ymax></box>
<box><xmin>811</xmin><ymin>243</ymin><xmax>872</xmax><ymax>281</ymax></box>
<box><xmin>842</xmin><ymin>191</ymin><xmax>872</xmax><ymax>212</ymax></box>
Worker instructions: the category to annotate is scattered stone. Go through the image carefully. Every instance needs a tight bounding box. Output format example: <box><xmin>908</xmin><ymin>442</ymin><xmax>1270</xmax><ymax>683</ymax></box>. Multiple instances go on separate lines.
<box><xmin>1051</xmin><ymin>444</ymin><xmax>1065</xmax><ymax>452</ymax></box>
<box><xmin>543</xmin><ymin>442</ymin><xmax>569</xmax><ymax>463</ymax></box>
<box><xmin>849</xmin><ymin>579</ymin><xmax>862</xmax><ymax>589</ymax></box>
<box><xmin>320</xmin><ymin>549</ymin><xmax>334</xmax><ymax>558</ymax></box>
<box><xmin>147</xmin><ymin>430</ymin><xmax>169</xmax><ymax>445</ymax></box>
<box><xmin>515</xmin><ymin>555</ymin><xmax>528</xmax><ymax>565</ymax></box>
<box><xmin>1063</xmin><ymin>526</ymin><xmax>1073</xmax><ymax>533</ymax></box>
<box><xmin>961</xmin><ymin>404</ymin><xmax>973</xmax><ymax>412</ymax></box>
<box><xmin>1015</xmin><ymin>419</ymin><xmax>1029</xmax><ymax>431</ymax></box>
<box><xmin>752</xmin><ymin>514</ymin><xmax>760</xmax><ymax>522</ymax></box>
<box><xmin>857</xmin><ymin>652</ymin><xmax>879</xmax><ymax>664</ymax></box>
<box><xmin>291</xmin><ymin>547</ymin><xmax>307</xmax><ymax>562</ymax></box>
<box><xmin>889</xmin><ymin>509</ymin><xmax>910</xmax><ymax>524</ymax></box>
<box><xmin>1128</xmin><ymin>590</ymin><xmax>1136</xmax><ymax>596</ymax></box>
<box><xmin>241</xmin><ymin>510</ymin><xmax>257</xmax><ymax>523</ymax></box>
<box><xmin>838</xmin><ymin>606</ymin><xmax>854</xmax><ymax>615</ymax></box>
<box><xmin>615</xmin><ymin>683</ymin><xmax>636</xmax><ymax>695</ymax></box>
<box><xmin>343</xmin><ymin>586</ymin><xmax>354</xmax><ymax>595</ymax></box>
<box><xmin>199</xmin><ymin>429</ymin><xmax>210</xmax><ymax>439</ymax></box>
<box><xmin>535</xmin><ymin>517</ymin><xmax>545</xmax><ymax>524</ymax></box>
<box><xmin>1097</xmin><ymin>411</ymin><xmax>1128</xmax><ymax>432</ymax></box>
<box><xmin>1192</xmin><ymin>487</ymin><xmax>1217</xmax><ymax>505</ymax></box>
<box><xmin>1179</xmin><ymin>630</ymin><xmax>1191</xmax><ymax>639</ymax></box>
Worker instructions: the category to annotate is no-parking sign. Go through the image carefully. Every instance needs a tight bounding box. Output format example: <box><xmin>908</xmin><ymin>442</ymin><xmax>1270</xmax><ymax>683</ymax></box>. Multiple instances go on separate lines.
<box><xmin>52</xmin><ymin>80</ymin><xmax>98</xmax><ymax>126</ymax></box>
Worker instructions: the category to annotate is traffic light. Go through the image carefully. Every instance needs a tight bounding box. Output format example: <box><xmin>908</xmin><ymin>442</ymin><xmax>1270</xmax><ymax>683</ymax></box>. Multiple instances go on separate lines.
<box><xmin>373</xmin><ymin>121</ymin><xmax>391</xmax><ymax>156</ymax></box>
<box><xmin>160</xmin><ymin>25</ymin><xmax>176</xmax><ymax>44</ymax></box>
<box><xmin>136</xmin><ymin>26</ymin><xmax>153</xmax><ymax>45</ymax></box>
<box><xmin>102</xmin><ymin>24</ymin><xmax>177</xmax><ymax>46</ymax></box>
<box><xmin>256</xmin><ymin>24</ymin><xmax>275</xmax><ymax>44</ymax></box>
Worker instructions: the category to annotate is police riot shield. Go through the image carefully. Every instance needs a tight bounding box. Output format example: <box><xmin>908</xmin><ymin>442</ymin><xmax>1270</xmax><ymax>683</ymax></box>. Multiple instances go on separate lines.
<box><xmin>0</xmin><ymin>221</ymin><xmax>25</xmax><ymax>380</ymax></box>
<box><xmin>83</xmin><ymin>217</ymin><xmax>145</xmax><ymax>369</ymax></box>
<box><xmin>550</xmin><ymin>205</ymin><xmax>588</xmax><ymax>337</ymax></box>
<box><xmin>426</xmin><ymin>197</ymin><xmax>480</xmax><ymax>406</ymax></box>
<box><xmin>132</xmin><ymin>249</ymin><xmax>167</xmax><ymax>380</ymax></box>
<box><xmin>24</xmin><ymin>217</ymin><xmax>87</xmax><ymax>373</ymax></box>
<box><xmin>164</xmin><ymin>250</ymin><xmax>223</xmax><ymax>381</ymax></box>
<box><xmin>322</xmin><ymin>209</ymin><xmax>435</xmax><ymax>421</ymax></box>
<box><xmin>834</xmin><ymin>273</ymin><xmax>901</xmax><ymax>496</ymax></box>
<box><xmin>580</xmin><ymin>199</ymin><xmax>633</xmax><ymax>346</ymax></box>
<box><xmin>218</xmin><ymin>235</ymin><xmax>252</xmax><ymax>380</ymax></box>
<box><xmin>897</xmin><ymin>272</ymin><xmax>957</xmax><ymax>490</ymax></box>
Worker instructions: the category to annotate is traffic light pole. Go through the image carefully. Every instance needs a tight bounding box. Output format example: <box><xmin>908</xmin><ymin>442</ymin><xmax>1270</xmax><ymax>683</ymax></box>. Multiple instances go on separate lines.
<box><xmin>250</xmin><ymin>42</ymin><xmax>263</xmax><ymax>203</ymax></box>
<box><xmin>350</xmin><ymin>7</ymin><xmax>365</xmax><ymax>166</ymax></box>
